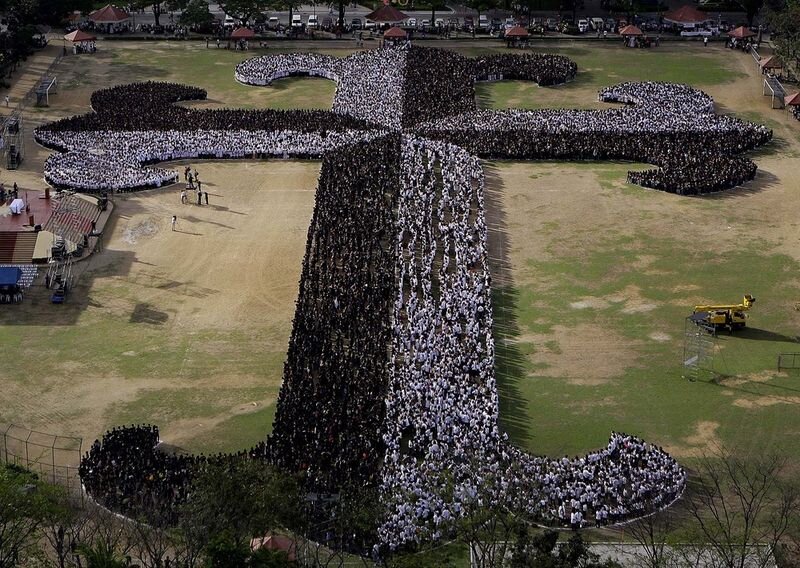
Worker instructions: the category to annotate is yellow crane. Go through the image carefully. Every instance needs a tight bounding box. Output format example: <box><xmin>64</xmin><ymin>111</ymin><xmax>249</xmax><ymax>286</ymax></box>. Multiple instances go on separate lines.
<box><xmin>692</xmin><ymin>294</ymin><xmax>755</xmax><ymax>334</ymax></box>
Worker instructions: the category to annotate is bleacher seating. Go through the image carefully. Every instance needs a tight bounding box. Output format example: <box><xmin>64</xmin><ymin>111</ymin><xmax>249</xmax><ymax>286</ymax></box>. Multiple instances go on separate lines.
<box><xmin>43</xmin><ymin>194</ymin><xmax>100</xmax><ymax>246</ymax></box>
<box><xmin>0</xmin><ymin>232</ymin><xmax>37</xmax><ymax>263</ymax></box>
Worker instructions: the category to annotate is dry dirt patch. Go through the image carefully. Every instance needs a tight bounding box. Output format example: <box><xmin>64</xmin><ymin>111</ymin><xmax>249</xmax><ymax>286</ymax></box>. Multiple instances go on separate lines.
<box><xmin>667</xmin><ymin>420</ymin><xmax>722</xmax><ymax>458</ymax></box>
<box><xmin>523</xmin><ymin>323</ymin><xmax>641</xmax><ymax>385</ymax></box>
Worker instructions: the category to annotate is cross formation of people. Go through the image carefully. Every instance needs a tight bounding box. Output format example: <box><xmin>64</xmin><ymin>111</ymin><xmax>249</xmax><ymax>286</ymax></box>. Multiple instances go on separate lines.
<box><xmin>70</xmin><ymin>46</ymin><xmax>769</xmax><ymax>554</ymax></box>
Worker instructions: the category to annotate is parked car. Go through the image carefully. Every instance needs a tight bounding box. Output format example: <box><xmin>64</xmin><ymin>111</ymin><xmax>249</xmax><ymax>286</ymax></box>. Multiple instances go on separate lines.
<box><xmin>435</xmin><ymin>18</ymin><xmax>444</xmax><ymax>28</ymax></box>
<box><xmin>407</xmin><ymin>17</ymin><xmax>417</xmax><ymax>28</ymax></box>
<box><xmin>322</xmin><ymin>16</ymin><xmax>333</xmax><ymax>30</ymax></box>
<box><xmin>478</xmin><ymin>14</ymin><xmax>489</xmax><ymax>30</ymax></box>
<box><xmin>291</xmin><ymin>14</ymin><xmax>302</xmax><ymax>28</ymax></box>
<box><xmin>307</xmin><ymin>14</ymin><xmax>319</xmax><ymax>29</ymax></box>
<box><xmin>267</xmin><ymin>16</ymin><xmax>279</xmax><ymax>28</ymax></box>
<box><xmin>223</xmin><ymin>14</ymin><xmax>236</xmax><ymax>29</ymax></box>
<box><xmin>351</xmin><ymin>17</ymin><xmax>362</xmax><ymax>29</ymax></box>
<box><xmin>577</xmin><ymin>19</ymin><xmax>589</xmax><ymax>33</ymax></box>
<box><xmin>545</xmin><ymin>17</ymin><xmax>559</xmax><ymax>30</ymax></box>
<box><xmin>364</xmin><ymin>19</ymin><xmax>376</xmax><ymax>29</ymax></box>
<box><xmin>463</xmin><ymin>15</ymin><xmax>474</xmax><ymax>30</ymax></box>
<box><xmin>590</xmin><ymin>17</ymin><xmax>604</xmax><ymax>31</ymax></box>
<box><xmin>505</xmin><ymin>17</ymin><xmax>516</xmax><ymax>29</ymax></box>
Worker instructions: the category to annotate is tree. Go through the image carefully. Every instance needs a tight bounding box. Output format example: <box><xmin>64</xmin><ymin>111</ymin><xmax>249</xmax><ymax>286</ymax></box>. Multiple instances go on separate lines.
<box><xmin>623</xmin><ymin>506</ymin><xmax>679</xmax><ymax>568</ymax></box>
<box><xmin>179</xmin><ymin>0</ymin><xmax>214</xmax><ymax>27</ymax></box>
<box><xmin>270</xmin><ymin>0</ymin><xmax>302</xmax><ymax>31</ymax></box>
<box><xmin>249</xmin><ymin>547</ymin><xmax>297</xmax><ymax>567</ymax></box>
<box><xmin>560</xmin><ymin>0</ymin><xmax>584</xmax><ymax>24</ymax></box>
<box><xmin>38</xmin><ymin>0</ymin><xmax>93</xmax><ymax>24</ymax></box>
<box><xmin>41</xmin><ymin>492</ymin><xmax>102</xmax><ymax>568</ymax></box>
<box><xmin>328</xmin><ymin>0</ymin><xmax>346</xmax><ymax>32</ymax></box>
<box><xmin>204</xmin><ymin>531</ymin><xmax>250</xmax><ymax>568</ymax></box>
<box><xmin>509</xmin><ymin>529</ymin><xmax>622</xmax><ymax>568</ymax></box>
<box><xmin>466</xmin><ymin>0</ymin><xmax>498</xmax><ymax>29</ymax></box>
<box><xmin>179</xmin><ymin>460</ymin><xmax>301</xmax><ymax>551</ymax></box>
<box><xmin>738</xmin><ymin>0</ymin><xmax>765</xmax><ymax>26</ymax></box>
<box><xmin>0</xmin><ymin>465</ymin><xmax>62</xmax><ymax>568</ymax></box>
<box><xmin>219</xmin><ymin>0</ymin><xmax>269</xmax><ymax>22</ymax></box>
<box><xmin>768</xmin><ymin>2</ymin><xmax>800</xmax><ymax>70</ymax></box>
<box><xmin>684</xmin><ymin>449</ymin><xmax>798</xmax><ymax>568</ymax></box>
<box><xmin>131</xmin><ymin>0</ymin><xmax>166</xmax><ymax>27</ymax></box>
<box><xmin>78</xmin><ymin>538</ymin><xmax>129</xmax><ymax>568</ymax></box>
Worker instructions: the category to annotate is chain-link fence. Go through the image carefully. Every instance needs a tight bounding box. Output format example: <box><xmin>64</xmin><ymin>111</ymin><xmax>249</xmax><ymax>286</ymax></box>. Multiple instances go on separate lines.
<box><xmin>0</xmin><ymin>423</ymin><xmax>83</xmax><ymax>495</ymax></box>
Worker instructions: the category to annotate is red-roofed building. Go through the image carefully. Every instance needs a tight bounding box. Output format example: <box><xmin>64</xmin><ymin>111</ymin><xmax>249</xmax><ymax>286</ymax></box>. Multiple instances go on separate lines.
<box><xmin>89</xmin><ymin>5</ymin><xmax>129</xmax><ymax>24</ymax></box>
<box><xmin>663</xmin><ymin>5</ymin><xmax>707</xmax><ymax>25</ymax></box>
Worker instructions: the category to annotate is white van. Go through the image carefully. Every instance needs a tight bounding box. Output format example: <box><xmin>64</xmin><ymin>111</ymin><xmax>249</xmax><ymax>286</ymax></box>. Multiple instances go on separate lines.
<box><xmin>478</xmin><ymin>14</ymin><xmax>489</xmax><ymax>30</ymax></box>
<box><xmin>590</xmin><ymin>17</ymin><xmax>604</xmax><ymax>31</ymax></box>
<box><xmin>223</xmin><ymin>14</ymin><xmax>236</xmax><ymax>29</ymax></box>
<box><xmin>577</xmin><ymin>19</ymin><xmax>589</xmax><ymax>33</ymax></box>
<box><xmin>291</xmin><ymin>14</ymin><xmax>302</xmax><ymax>28</ymax></box>
<box><xmin>307</xmin><ymin>14</ymin><xmax>319</xmax><ymax>29</ymax></box>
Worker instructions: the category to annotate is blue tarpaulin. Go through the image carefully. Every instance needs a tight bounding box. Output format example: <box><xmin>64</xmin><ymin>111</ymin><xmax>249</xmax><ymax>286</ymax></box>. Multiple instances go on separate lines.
<box><xmin>0</xmin><ymin>267</ymin><xmax>22</xmax><ymax>286</ymax></box>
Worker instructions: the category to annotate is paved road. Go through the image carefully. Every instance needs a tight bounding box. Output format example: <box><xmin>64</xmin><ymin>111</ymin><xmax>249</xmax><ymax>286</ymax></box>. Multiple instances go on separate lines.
<box><xmin>126</xmin><ymin>1</ymin><xmax>750</xmax><ymax>30</ymax></box>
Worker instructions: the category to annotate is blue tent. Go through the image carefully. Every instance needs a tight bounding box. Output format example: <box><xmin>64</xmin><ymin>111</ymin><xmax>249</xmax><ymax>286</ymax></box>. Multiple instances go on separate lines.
<box><xmin>0</xmin><ymin>267</ymin><xmax>22</xmax><ymax>287</ymax></box>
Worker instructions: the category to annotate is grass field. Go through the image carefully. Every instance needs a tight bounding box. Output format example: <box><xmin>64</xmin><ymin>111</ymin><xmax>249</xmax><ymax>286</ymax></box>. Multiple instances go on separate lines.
<box><xmin>2</xmin><ymin>41</ymin><xmax>799</xmax><ymax>477</ymax></box>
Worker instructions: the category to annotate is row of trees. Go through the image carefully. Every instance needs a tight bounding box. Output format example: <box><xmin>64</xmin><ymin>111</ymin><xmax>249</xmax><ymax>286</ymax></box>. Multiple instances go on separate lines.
<box><xmin>768</xmin><ymin>0</ymin><xmax>800</xmax><ymax>74</ymax></box>
<box><xmin>4</xmin><ymin>447</ymin><xmax>799</xmax><ymax>567</ymax></box>
<box><xmin>389</xmin><ymin>449</ymin><xmax>800</xmax><ymax>568</ymax></box>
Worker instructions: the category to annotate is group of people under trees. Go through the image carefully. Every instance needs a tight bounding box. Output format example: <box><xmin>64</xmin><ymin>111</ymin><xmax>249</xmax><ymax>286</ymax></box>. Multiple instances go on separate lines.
<box><xmin>73</xmin><ymin>46</ymin><xmax>769</xmax><ymax>555</ymax></box>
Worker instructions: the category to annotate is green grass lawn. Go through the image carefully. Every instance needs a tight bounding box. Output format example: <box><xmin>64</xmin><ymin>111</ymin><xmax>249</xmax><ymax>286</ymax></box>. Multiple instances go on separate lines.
<box><xmin>473</xmin><ymin>45</ymin><xmax>746</xmax><ymax>110</ymax></box>
<box><xmin>494</xmin><ymin>223</ymin><xmax>800</xmax><ymax>459</ymax></box>
<box><xmin>108</xmin><ymin>44</ymin><xmax>343</xmax><ymax>109</ymax></box>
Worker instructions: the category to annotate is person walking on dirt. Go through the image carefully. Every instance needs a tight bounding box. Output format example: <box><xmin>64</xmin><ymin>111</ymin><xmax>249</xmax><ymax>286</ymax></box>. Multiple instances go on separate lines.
<box><xmin>180</xmin><ymin>189</ymin><xmax>187</xmax><ymax>204</ymax></box>
<box><xmin>171</xmin><ymin>215</ymin><xmax>177</xmax><ymax>231</ymax></box>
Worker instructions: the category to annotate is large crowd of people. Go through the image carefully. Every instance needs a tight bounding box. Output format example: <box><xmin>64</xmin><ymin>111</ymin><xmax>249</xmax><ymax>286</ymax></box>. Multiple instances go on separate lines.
<box><xmin>34</xmin><ymin>81</ymin><xmax>383</xmax><ymax>191</ymax></box>
<box><xmin>473</xmin><ymin>52</ymin><xmax>577</xmax><ymax>85</ymax></box>
<box><xmin>73</xmin><ymin>46</ymin><xmax>775</xmax><ymax>554</ymax></box>
<box><xmin>417</xmin><ymin>81</ymin><xmax>771</xmax><ymax>195</ymax></box>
